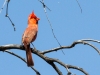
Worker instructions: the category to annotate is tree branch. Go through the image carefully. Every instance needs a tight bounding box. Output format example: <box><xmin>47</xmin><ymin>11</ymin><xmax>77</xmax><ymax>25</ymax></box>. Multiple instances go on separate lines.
<box><xmin>41</xmin><ymin>40</ymin><xmax>100</xmax><ymax>54</ymax></box>
<box><xmin>38</xmin><ymin>0</ymin><xmax>65</xmax><ymax>54</ymax></box>
<box><xmin>4</xmin><ymin>50</ymin><xmax>41</xmax><ymax>75</ymax></box>
<box><xmin>5</xmin><ymin>0</ymin><xmax>16</xmax><ymax>31</ymax></box>
<box><xmin>38</xmin><ymin>0</ymin><xmax>51</xmax><ymax>11</ymax></box>
<box><xmin>81</xmin><ymin>39</ymin><xmax>100</xmax><ymax>43</ymax></box>
<box><xmin>0</xmin><ymin>44</ymin><xmax>23</xmax><ymax>51</ymax></box>
<box><xmin>31</xmin><ymin>49</ymin><xmax>88</xmax><ymax>75</ymax></box>
<box><xmin>49</xmin><ymin>62</ymin><xmax>63</xmax><ymax>75</ymax></box>
<box><xmin>75</xmin><ymin>0</ymin><xmax>82</xmax><ymax>13</ymax></box>
<box><xmin>0</xmin><ymin>39</ymin><xmax>99</xmax><ymax>75</ymax></box>
<box><xmin>67</xmin><ymin>65</ymin><xmax>89</xmax><ymax>75</ymax></box>
<box><xmin>0</xmin><ymin>0</ymin><xmax>7</xmax><ymax>14</ymax></box>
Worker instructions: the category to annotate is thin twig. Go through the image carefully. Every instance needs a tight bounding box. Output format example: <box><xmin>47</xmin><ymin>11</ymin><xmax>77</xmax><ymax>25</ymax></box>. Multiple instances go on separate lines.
<box><xmin>0</xmin><ymin>0</ymin><xmax>7</xmax><ymax>14</ymax></box>
<box><xmin>4</xmin><ymin>50</ymin><xmax>41</xmax><ymax>75</ymax></box>
<box><xmin>38</xmin><ymin>0</ymin><xmax>51</xmax><ymax>11</ymax></box>
<box><xmin>5</xmin><ymin>0</ymin><xmax>16</xmax><ymax>31</ymax></box>
<box><xmin>67</xmin><ymin>65</ymin><xmax>89</xmax><ymax>75</ymax></box>
<box><xmin>39</xmin><ymin>0</ymin><xmax>65</xmax><ymax>54</ymax></box>
<box><xmin>81</xmin><ymin>39</ymin><xmax>100</xmax><ymax>43</ymax></box>
<box><xmin>76</xmin><ymin>0</ymin><xmax>82</xmax><ymax>13</ymax></box>
<box><xmin>31</xmin><ymin>43</ymin><xmax>36</xmax><ymax>49</ymax></box>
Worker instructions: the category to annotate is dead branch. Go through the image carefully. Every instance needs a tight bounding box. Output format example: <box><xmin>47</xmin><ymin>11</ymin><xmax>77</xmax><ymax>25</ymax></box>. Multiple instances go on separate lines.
<box><xmin>0</xmin><ymin>44</ymin><xmax>23</xmax><ymax>51</ymax></box>
<box><xmin>41</xmin><ymin>40</ymin><xmax>100</xmax><ymax>54</ymax></box>
<box><xmin>5</xmin><ymin>50</ymin><xmax>41</xmax><ymax>75</ymax></box>
<box><xmin>0</xmin><ymin>0</ymin><xmax>7</xmax><ymax>14</ymax></box>
<box><xmin>38</xmin><ymin>0</ymin><xmax>65</xmax><ymax>54</ymax></box>
<box><xmin>5</xmin><ymin>0</ymin><xmax>16</xmax><ymax>31</ymax></box>
<box><xmin>81</xmin><ymin>39</ymin><xmax>100</xmax><ymax>43</ymax></box>
<box><xmin>67</xmin><ymin>65</ymin><xmax>89</xmax><ymax>75</ymax></box>
<box><xmin>75</xmin><ymin>0</ymin><xmax>82</xmax><ymax>13</ymax></box>
<box><xmin>38</xmin><ymin>0</ymin><xmax>51</xmax><ymax>11</ymax></box>
<box><xmin>0</xmin><ymin>39</ymin><xmax>97</xmax><ymax>75</ymax></box>
<box><xmin>49</xmin><ymin>62</ymin><xmax>63</xmax><ymax>75</ymax></box>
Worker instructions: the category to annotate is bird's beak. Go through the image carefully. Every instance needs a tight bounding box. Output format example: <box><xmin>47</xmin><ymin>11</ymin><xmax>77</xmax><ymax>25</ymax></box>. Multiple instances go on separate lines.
<box><xmin>37</xmin><ymin>18</ymin><xmax>40</xmax><ymax>21</ymax></box>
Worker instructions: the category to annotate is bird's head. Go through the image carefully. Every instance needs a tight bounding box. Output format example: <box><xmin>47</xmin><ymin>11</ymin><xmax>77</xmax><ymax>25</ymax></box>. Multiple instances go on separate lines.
<box><xmin>28</xmin><ymin>11</ymin><xmax>40</xmax><ymax>24</ymax></box>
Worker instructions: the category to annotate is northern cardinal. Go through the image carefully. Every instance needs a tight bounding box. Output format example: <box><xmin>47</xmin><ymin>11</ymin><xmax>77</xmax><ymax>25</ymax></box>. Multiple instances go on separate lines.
<box><xmin>22</xmin><ymin>12</ymin><xmax>40</xmax><ymax>66</ymax></box>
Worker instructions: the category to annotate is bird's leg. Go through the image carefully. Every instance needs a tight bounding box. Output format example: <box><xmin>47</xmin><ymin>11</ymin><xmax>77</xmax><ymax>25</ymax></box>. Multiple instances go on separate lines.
<box><xmin>31</xmin><ymin>43</ymin><xmax>36</xmax><ymax>50</ymax></box>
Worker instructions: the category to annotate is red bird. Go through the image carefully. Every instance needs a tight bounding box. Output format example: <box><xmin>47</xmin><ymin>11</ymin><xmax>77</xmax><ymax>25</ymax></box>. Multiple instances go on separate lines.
<box><xmin>22</xmin><ymin>12</ymin><xmax>40</xmax><ymax>66</ymax></box>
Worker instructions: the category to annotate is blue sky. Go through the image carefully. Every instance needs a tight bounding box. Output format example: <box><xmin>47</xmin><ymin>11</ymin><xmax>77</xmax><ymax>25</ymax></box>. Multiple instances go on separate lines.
<box><xmin>0</xmin><ymin>0</ymin><xmax>100</xmax><ymax>75</ymax></box>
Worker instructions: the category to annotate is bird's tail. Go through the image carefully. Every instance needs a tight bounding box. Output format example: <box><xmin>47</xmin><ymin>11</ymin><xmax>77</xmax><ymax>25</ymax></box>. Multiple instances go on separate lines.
<box><xmin>24</xmin><ymin>44</ymin><xmax>34</xmax><ymax>66</ymax></box>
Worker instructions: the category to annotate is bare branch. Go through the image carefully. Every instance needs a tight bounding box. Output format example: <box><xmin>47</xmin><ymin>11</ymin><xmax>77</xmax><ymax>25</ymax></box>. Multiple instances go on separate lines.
<box><xmin>44</xmin><ymin>58</ymin><xmax>88</xmax><ymax>75</ymax></box>
<box><xmin>0</xmin><ymin>38</ymin><xmax>99</xmax><ymax>75</ymax></box>
<box><xmin>5</xmin><ymin>0</ymin><xmax>16</xmax><ymax>31</ymax></box>
<box><xmin>75</xmin><ymin>0</ymin><xmax>82</xmax><ymax>13</ymax></box>
<box><xmin>39</xmin><ymin>0</ymin><xmax>65</xmax><ymax>54</ymax></box>
<box><xmin>0</xmin><ymin>0</ymin><xmax>7</xmax><ymax>14</ymax></box>
<box><xmin>0</xmin><ymin>44</ymin><xmax>23</xmax><ymax>51</ymax></box>
<box><xmin>33</xmin><ymin>51</ymin><xmax>87</xmax><ymax>75</ymax></box>
<box><xmin>67</xmin><ymin>65</ymin><xmax>89</xmax><ymax>75</ymax></box>
<box><xmin>38</xmin><ymin>0</ymin><xmax>51</xmax><ymax>11</ymax></box>
<box><xmin>81</xmin><ymin>39</ymin><xmax>100</xmax><ymax>43</ymax></box>
<box><xmin>0</xmin><ymin>39</ymin><xmax>100</xmax><ymax>55</ymax></box>
<box><xmin>41</xmin><ymin>40</ymin><xmax>100</xmax><ymax>54</ymax></box>
<box><xmin>4</xmin><ymin>50</ymin><xmax>41</xmax><ymax>75</ymax></box>
<box><xmin>50</xmin><ymin>62</ymin><xmax>63</xmax><ymax>75</ymax></box>
<box><xmin>30</xmin><ymin>48</ymin><xmax>71</xmax><ymax>75</ymax></box>
<box><xmin>31</xmin><ymin>48</ymin><xmax>88</xmax><ymax>75</ymax></box>
<box><xmin>46</xmin><ymin>58</ymin><xmax>71</xmax><ymax>74</ymax></box>
<box><xmin>0</xmin><ymin>43</ymin><xmax>93</xmax><ymax>74</ymax></box>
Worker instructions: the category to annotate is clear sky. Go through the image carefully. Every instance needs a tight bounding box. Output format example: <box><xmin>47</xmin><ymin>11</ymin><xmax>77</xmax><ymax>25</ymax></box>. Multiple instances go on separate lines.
<box><xmin>0</xmin><ymin>0</ymin><xmax>100</xmax><ymax>75</ymax></box>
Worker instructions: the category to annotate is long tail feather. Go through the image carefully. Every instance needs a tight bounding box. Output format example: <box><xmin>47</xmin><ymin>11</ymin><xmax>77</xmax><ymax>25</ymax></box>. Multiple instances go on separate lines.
<box><xmin>24</xmin><ymin>44</ymin><xmax>34</xmax><ymax>66</ymax></box>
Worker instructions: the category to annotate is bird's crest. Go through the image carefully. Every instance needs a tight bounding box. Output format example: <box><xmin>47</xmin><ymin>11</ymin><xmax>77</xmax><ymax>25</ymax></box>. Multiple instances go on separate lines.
<box><xmin>28</xmin><ymin>11</ymin><xmax>40</xmax><ymax>21</ymax></box>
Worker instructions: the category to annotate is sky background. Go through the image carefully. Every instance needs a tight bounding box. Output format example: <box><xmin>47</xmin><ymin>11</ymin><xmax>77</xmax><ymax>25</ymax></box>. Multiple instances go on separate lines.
<box><xmin>0</xmin><ymin>0</ymin><xmax>100</xmax><ymax>75</ymax></box>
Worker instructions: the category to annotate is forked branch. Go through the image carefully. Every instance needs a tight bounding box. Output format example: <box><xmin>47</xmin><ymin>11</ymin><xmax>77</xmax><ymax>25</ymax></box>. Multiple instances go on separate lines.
<box><xmin>41</xmin><ymin>40</ymin><xmax>100</xmax><ymax>54</ymax></box>
<box><xmin>0</xmin><ymin>39</ymin><xmax>99</xmax><ymax>74</ymax></box>
<box><xmin>5</xmin><ymin>0</ymin><xmax>16</xmax><ymax>31</ymax></box>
